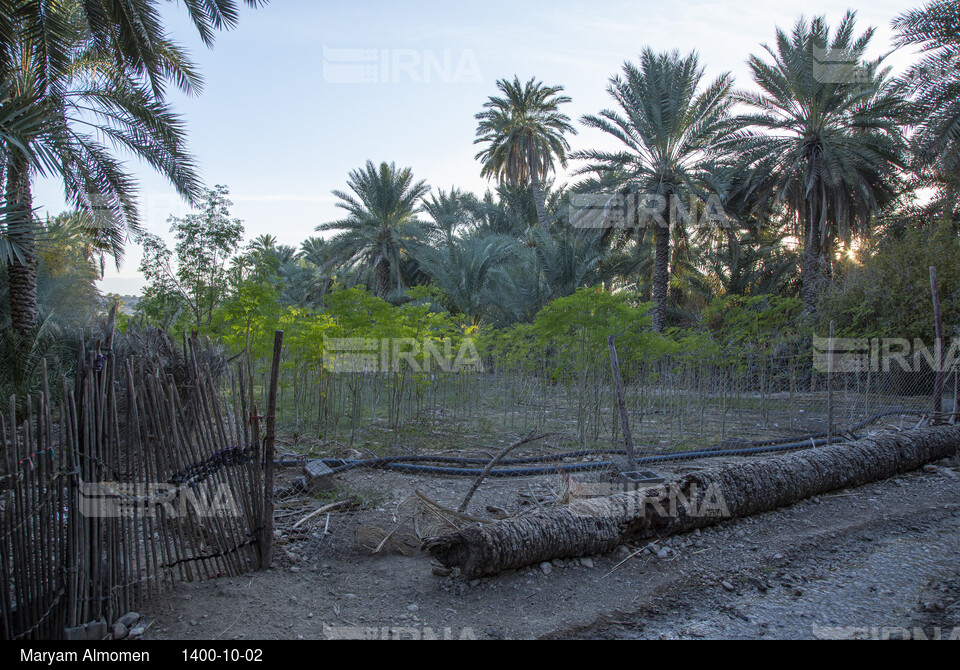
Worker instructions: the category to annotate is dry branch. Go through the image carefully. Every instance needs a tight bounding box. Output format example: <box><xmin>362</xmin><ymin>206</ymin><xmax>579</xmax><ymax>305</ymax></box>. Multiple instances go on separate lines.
<box><xmin>457</xmin><ymin>431</ymin><xmax>555</xmax><ymax>513</ymax></box>
<box><xmin>425</xmin><ymin>426</ymin><xmax>960</xmax><ymax>578</ymax></box>
<box><xmin>292</xmin><ymin>498</ymin><xmax>360</xmax><ymax>529</ymax></box>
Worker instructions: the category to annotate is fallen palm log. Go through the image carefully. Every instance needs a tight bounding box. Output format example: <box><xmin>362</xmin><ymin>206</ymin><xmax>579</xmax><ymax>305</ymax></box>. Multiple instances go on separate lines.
<box><xmin>423</xmin><ymin>426</ymin><xmax>960</xmax><ymax>578</ymax></box>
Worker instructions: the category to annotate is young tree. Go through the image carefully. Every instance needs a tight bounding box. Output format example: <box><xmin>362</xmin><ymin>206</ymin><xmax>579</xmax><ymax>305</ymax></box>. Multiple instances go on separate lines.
<box><xmin>138</xmin><ymin>186</ymin><xmax>244</xmax><ymax>330</ymax></box>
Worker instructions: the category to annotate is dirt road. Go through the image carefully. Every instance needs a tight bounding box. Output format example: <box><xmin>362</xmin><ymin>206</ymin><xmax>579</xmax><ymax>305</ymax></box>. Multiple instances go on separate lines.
<box><xmin>139</xmin><ymin>455</ymin><xmax>960</xmax><ymax>640</ymax></box>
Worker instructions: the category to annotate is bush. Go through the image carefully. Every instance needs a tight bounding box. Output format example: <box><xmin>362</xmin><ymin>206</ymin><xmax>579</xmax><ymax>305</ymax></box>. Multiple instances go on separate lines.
<box><xmin>820</xmin><ymin>220</ymin><xmax>960</xmax><ymax>341</ymax></box>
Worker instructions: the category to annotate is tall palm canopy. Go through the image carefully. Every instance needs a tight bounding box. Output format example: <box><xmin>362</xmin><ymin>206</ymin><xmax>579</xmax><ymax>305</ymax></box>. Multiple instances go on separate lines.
<box><xmin>576</xmin><ymin>49</ymin><xmax>734</xmax><ymax>332</ymax></box>
<box><xmin>730</xmin><ymin>11</ymin><xmax>907</xmax><ymax>315</ymax></box>
<box><xmin>0</xmin><ymin>0</ymin><xmax>266</xmax><ymax>100</ymax></box>
<box><xmin>894</xmin><ymin>0</ymin><xmax>960</xmax><ymax>185</ymax></box>
<box><xmin>1</xmin><ymin>1</ymin><xmax>202</xmax><ymax>334</ymax></box>
<box><xmin>317</xmin><ymin>161</ymin><xmax>431</xmax><ymax>298</ymax></box>
<box><xmin>474</xmin><ymin>76</ymin><xmax>576</xmax><ymax>229</ymax></box>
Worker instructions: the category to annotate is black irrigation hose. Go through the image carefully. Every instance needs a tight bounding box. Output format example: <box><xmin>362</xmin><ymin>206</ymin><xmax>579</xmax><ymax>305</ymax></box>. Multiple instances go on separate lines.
<box><xmin>325</xmin><ymin>437</ymin><xmax>849</xmax><ymax>478</ymax></box>
<box><xmin>279</xmin><ymin>409</ymin><xmax>929</xmax><ymax>479</ymax></box>
<box><xmin>317</xmin><ymin>449</ymin><xmax>661</xmax><ymax>474</ymax></box>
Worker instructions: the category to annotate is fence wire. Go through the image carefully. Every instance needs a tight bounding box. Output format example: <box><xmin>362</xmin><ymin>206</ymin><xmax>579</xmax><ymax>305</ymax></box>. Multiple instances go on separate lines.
<box><xmin>266</xmin><ymin>347</ymin><xmax>959</xmax><ymax>562</ymax></box>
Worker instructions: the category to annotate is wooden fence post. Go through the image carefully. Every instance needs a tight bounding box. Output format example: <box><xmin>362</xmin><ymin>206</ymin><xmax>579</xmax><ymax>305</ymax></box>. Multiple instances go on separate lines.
<box><xmin>261</xmin><ymin>331</ymin><xmax>284</xmax><ymax>569</ymax></box>
<box><xmin>608</xmin><ymin>336</ymin><xmax>637</xmax><ymax>470</ymax></box>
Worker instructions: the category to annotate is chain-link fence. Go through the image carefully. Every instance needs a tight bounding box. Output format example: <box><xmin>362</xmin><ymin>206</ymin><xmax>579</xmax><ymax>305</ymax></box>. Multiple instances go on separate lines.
<box><xmin>265</xmin><ymin>336</ymin><xmax>958</xmax><ymax>564</ymax></box>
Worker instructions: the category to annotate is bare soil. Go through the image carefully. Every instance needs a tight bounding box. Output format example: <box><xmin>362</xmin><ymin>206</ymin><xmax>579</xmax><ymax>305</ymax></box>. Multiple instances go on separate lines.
<box><xmin>137</xmin><ymin>452</ymin><xmax>960</xmax><ymax>640</ymax></box>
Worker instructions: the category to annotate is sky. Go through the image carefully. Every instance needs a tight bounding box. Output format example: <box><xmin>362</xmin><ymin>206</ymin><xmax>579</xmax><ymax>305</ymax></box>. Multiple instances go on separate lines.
<box><xmin>31</xmin><ymin>0</ymin><xmax>920</xmax><ymax>295</ymax></box>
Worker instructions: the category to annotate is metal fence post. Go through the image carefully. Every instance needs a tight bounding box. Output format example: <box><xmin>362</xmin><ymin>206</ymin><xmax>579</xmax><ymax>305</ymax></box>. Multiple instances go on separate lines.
<box><xmin>931</xmin><ymin>266</ymin><xmax>945</xmax><ymax>423</ymax></box>
<box><xmin>827</xmin><ymin>321</ymin><xmax>835</xmax><ymax>444</ymax></box>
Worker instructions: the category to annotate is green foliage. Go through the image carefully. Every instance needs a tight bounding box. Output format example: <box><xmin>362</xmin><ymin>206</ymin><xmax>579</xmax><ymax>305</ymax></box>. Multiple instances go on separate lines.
<box><xmin>214</xmin><ymin>278</ymin><xmax>282</xmax><ymax>359</ymax></box>
<box><xmin>412</xmin><ymin>234</ymin><xmax>514</xmax><ymax>324</ymax></box>
<box><xmin>819</xmin><ymin>220</ymin><xmax>960</xmax><ymax>340</ymax></box>
<box><xmin>481</xmin><ymin>287</ymin><xmax>668</xmax><ymax>383</ymax></box>
<box><xmin>702</xmin><ymin>294</ymin><xmax>808</xmax><ymax>358</ymax></box>
<box><xmin>0</xmin><ymin>319</ymin><xmax>71</xmax><ymax>416</ymax></box>
<box><xmin>137</xmin><ymin>186</ymin><xmax>245</xmax><ymax>331</ymax></box>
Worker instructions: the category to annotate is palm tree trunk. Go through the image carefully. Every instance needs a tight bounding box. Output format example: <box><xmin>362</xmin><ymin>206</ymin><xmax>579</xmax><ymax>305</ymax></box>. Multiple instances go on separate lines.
<box><xmin>651</xmin><ymin>218</ymin><xmax>671</xmax><ymax>333</ymax></box>
<box><xmin>376</xmin><ymin>258</ymin><xmax>391</xmax><ymax>298</ymax></box>
<box><xmin>424</xmin><ymin>426</ymin><xmax>960</xmax><ymax>578</ymax></box>
<box><xmin>530</xmin><ymin>172</ymin><xmax>549</xmax><ymax>228</ymax></box>
<box><xmin>5</xmin><ymin>153</ymin><xmax>38</xmax><ymax>335</ymax></box>
<box><xmin>802</xmin><ymin>199</ymin><xmax>822</xmax><ymax>316</ymax></box>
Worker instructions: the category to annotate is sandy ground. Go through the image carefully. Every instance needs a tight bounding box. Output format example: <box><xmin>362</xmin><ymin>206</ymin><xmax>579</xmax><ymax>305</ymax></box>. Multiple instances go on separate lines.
<box><xmin>136</xmin><ymin>452</ymin><xmax>960</xmax><ymax>640</ymax></box>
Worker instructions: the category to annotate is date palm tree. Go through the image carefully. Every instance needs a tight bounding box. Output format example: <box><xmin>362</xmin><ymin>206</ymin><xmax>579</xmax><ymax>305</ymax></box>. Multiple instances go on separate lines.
<box><xmin>299</xmin><ymin>236</ymin><xmax>327</xmax><ymax>267</ymax></box>
<box><xmin>894</xmin><ymin>0</ymin><xmax>960</xmax><ymax>215</ymax></box>
<box><xmin>412</xmin><ymin>234</ymin><xmax>514</xmax><ymax>325</ymax></box>
<box><xmin>0</xmin><ymin>1</ymin><xmax>264</xmax><ymax>99</ymax></box>
<box><xmin>422</xmin><ymin>187</ymin><xmax>478</xmax><ymax>246</ymax></box>
<box><xmin>317</xmin><ymin>161</ymin><xmax>432</xmax><ymax>298</ymax></box>
<box><xmin>576</xmin><ymin>49</ymin><xmax>735</xmax><ymax>332</ymax></box>
<box><xmin>475</xmin><ymin>76</ymin><xmax>576</xmax><ymax>229</ymax></box>
<box><xmin>730</xmin><ymin>12</ymin><xmax>908</xmax><ymax>316</ymax></box>
<box><xmin>1</xmin><ymin>1</ymin><xmax>265</xmax><ymax>335</ymax></box>
<box><xmin>1</xmin><ymin>4</ymin><xmax>201</xmax><ymax>335</ymax></box>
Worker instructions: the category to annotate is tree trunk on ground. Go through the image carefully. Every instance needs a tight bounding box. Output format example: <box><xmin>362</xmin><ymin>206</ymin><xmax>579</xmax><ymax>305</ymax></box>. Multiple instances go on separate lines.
<box><xmin>424</xmin><ymin>426</ymin><xmax>960</xmax><ymax>578</ymax></box>
<box><xmin>5</xmin><ymin>153</ymin><xmax>38</xmax><ymax>336</ymax></box>
<box><xmin>651</xmin><ymin>218</ymin><xmax>670</xmax><ymax>333</ymax></box>
<box><xmin>531</xmin><ymin>172</ymin><xmax>549</xmax><ymax>229</ymax></box>
<box><xmin>376</xmin><ymin>258</ymin><xmax>391</xmax><ymax>298</ymax></box>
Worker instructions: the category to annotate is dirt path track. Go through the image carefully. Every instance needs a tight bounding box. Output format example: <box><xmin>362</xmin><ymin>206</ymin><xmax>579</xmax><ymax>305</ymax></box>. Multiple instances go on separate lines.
<box><xmin>140</xmin><ymin>457</ymin><xmax>960</xmax><ymax>640</ymax></box>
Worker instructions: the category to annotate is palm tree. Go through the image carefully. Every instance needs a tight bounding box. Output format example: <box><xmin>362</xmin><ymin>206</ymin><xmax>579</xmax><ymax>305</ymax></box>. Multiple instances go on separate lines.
<box><xmin>576</xmin><ymin>49</ymin><xmax>735</xmax><ymax>332</ymax></box>
<box><xmin>245</xmin><ymin>233</ymin><xmax>278</xmax><ymax>273</ymax></box>
<box><xmin>730</xmin><ymin>12</ymin><xmax>908</xmax><ymax>316</ymax></box>
<box><xmin>469</xmin><ymin>185</ymin><xmax>539</xmax><ymax>237</ymax></box>
<box><xmin>894</xmin><ymin>0</ymin><xmax>960</xmax><ymax>213</ymax></box>
<box><xmin>422</xmin><ymin>187</ymin><xmax>477</xmax><ymax>245</ymax></box>
<box><xmin>528</xmin><ymin>226</ymin><xmax>605</xmax><ymax>301</ymax></box>
<box><xmin>1</xmin><ymin>4</ymin><xmax>201</xmax><ymax>335</ymax></box>
<box><xmin>317</xmin><ymin>161</ymin><xmax>431</xmax><ymax>298</ymax></box>
<box><xmin>474</xmin><ymin>76</ymin><xmax>576</xmax><ymax>229</ymax></box>
<box><xmin>299</xmin><ymin>236</ymin><xmax>327</xmax><ymax>266</ymax></box>
<box><xmin>688</xmin><ymin>227</ymin><xmax>801</xmax><ymax>301</ymax></box>
<box><xmin>0</xmin><ymin>1</ymin><xmax>264</xmax><ymax>100</ymax></box>
<box><xmin>483</xmin><ymin>246</ymin><xmax>552</xmax><ymax>326</ymax></box>
<box><xmin>412</xmin><ymin>234</ymin><xmax>514</xmax><ymax>325</ymax></box>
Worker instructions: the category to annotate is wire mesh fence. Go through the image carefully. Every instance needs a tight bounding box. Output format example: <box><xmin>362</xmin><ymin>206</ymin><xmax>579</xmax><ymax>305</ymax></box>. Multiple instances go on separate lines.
<box><xmin>5</xmin><ymin>317</ymin><xmax>955</xmax><ymax>630</ymax></box>
<box><xmin>265</xmin><ymin>338</ymin><xmax>959</xmax><ymax>563</ymax></box>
